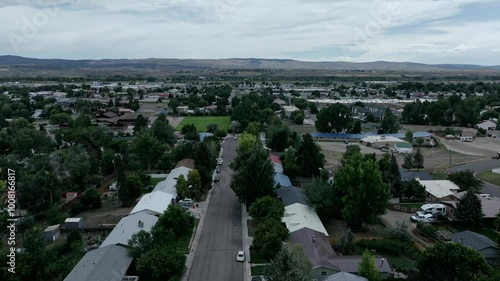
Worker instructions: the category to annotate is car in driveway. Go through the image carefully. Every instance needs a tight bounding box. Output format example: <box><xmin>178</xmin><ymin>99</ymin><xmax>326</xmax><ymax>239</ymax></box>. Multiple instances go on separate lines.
<box><xmin>236</xmin><ymin>251</ymin><xmax>245</xmax><ymax>262</ymax></box>
<box><xmin>411</xmin><ymin>212</ymin><xmax>435</xmax><ymax>223</ymax></box>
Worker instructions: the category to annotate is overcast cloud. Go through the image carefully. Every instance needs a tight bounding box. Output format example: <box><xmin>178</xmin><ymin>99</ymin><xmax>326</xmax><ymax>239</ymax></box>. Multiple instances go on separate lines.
<box><xmin>1</xmin><ymin>0</ymin><xmax>499</xmax><ymax>64</ymax></box>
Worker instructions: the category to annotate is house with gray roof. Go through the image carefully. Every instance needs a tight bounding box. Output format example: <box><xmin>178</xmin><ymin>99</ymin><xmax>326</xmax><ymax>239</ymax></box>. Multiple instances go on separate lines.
<box><xmin>321</xmin><ymin>272</ymin><xmax>368</xmax><ymax>281</ymax></box>
<box><xmin>452</xmin><ymin>230</ymin><xmax>500</xmax><ymax>266</ymax></box>
<box><xmin>63</xmin><ymin>245</ymin><xmax>136</xmax><ymax>281</ymax></box>
<box><xmin>399</xmin><ymin>168</ymin><xmax>432</xmax><ymax>181</ymax></box>
<box><xmin>100</xmin><ymin>212</ymin><xmax>158</xmax><ymax>248</ymax></box>
<box><xmin>277</xmin><ymin>186</ymin><xmax>306</xmax><ymax>206</ymax></box>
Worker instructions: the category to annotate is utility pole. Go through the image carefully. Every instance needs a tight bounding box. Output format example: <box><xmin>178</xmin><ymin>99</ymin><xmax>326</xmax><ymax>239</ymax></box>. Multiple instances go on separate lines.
<box><xmin>449</xmin><ymin>147</ymin><xmax>452</xmax><ymax>168</ymax></box>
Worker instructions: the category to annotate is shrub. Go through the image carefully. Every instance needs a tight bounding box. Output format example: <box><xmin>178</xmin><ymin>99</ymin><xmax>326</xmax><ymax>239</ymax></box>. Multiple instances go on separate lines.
<box><xmin>356</xmin><ymin>238</ymin><xmax>418</xmax><ymax>258</ymax></box>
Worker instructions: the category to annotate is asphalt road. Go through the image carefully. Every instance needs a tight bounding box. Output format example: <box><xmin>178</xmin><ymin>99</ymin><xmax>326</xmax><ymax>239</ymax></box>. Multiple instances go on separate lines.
<box><xmin>189</xmin><ymin>137</ymin><xmax>244</xmax><ymax>281</ymax></box>
<box><xmin>447</xmin><ymin>158</ymin><xmax>500</xmax><ymax>197</ymax></box>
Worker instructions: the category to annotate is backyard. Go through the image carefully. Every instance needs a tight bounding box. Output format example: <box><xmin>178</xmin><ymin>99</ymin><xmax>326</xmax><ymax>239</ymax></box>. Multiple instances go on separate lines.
<box><xmin>176</xmin><ymin>116</ymin><xmax>231</xmax><ymax>132</ymax></box>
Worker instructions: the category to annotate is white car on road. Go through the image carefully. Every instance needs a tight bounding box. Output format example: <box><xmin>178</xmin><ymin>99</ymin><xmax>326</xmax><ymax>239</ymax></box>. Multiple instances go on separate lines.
<box><xmin>236</xmin><ymin>251</ymin><xmax>245</xmax><ymax>262</ymax></box>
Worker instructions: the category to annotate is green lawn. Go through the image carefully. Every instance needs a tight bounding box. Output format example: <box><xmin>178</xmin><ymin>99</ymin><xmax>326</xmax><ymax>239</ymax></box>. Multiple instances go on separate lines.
<box><xmin>431</xmin><ymin>172</ymin><xmax>448</xmax><ymax>180</ymax></box>
<box><xmin>149</xmin><ymin>177</ymin><xmax>166</xmax><ymax>187</ymax></box>
<box><xmin>477</xmin><ymin>171</ymin><xmax>500</xmax><ymax>186</ymax></box>
<box><xmin>175</xmin><ymin>219</ymin><xmax>200</xmax><ymax>253</ymax></box>
<box><xmin>250</xmin><ymin>248</ymin><xmax>267</xmax><ymax>264</ymax></box>
<box><xmin>176</xmin><ymin>116</ymin><xmax>231</xmax><ymax>132</ymax></box>
<box><xmin>251</xmin><ymin>265</ymin><xmax>268</xmax><ymax>276</ymax></box>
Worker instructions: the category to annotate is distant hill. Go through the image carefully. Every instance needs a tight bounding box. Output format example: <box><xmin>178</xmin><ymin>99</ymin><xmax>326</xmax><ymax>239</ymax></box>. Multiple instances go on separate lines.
<box><xmin>1</xmin><ymin>55</ymin><xmax>500</xmax><ymax>75</ymax></box>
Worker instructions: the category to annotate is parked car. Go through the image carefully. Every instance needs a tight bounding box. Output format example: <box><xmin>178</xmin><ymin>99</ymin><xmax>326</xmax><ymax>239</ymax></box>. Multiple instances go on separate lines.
<box><xmin>411</xmin><ymin>212</ymin><xmax>435</xmax><ymax>223</ymax></box>
<box><xmin>217</xmin><ymin>158</ymin><xmax>223</xmax><ymax>165</ymax></box>
<box><xmin>236</xmin><ymin>251</ymin><xmax>245</xmax><ymax>262</ymax></box>
<box><xmin>213</xmin><ymin>175</ymin><xmax>220</xmax><ymax>182</ymax></box>
<box><xmin>216</xmin><ymin>166</ymin><xmax>221</xmax><ymax>173</ymax></box>
<box><xmin>234</xmin><ymin>135</ymin><xmax>238</xmax><ymax>140</ymax></box>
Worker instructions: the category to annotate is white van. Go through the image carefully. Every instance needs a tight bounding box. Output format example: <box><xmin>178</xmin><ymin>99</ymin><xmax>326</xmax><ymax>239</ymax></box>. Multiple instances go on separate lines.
<box><xmin>460</xmin><ymin>136</ymin><xmax>474</xmax><ymax>142</ymax></box>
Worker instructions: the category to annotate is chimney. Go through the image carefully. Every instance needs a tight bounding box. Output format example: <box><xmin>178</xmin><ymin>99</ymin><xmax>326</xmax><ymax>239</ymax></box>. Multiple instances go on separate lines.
<box><xmin>138</xmin><ymin>220</ymin><xmax>144</xmax><ymax>228</ymax></box>
<box><xmin>381</xmin><ymin>258</ymin><xmax>385</xmax><ymax>266</ymax></box>
<box><xmin>312</xmin><ymin>235</ymin><xmax>316</xmax><ymax>243</ymax></box>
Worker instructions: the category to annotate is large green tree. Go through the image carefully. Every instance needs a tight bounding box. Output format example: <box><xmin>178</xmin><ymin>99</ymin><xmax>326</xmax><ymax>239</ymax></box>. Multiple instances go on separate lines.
<box><xmin>335</xmin><ymin>149</ymin><xmax>391</xmax><ymax>230</ymax></box>
<box><xmin>302</xmin><ymin>178</ymin><xmax>338</xmax><ymax>218</ymax></box>
<box><xmin>380</xmin><ymin>109</ymin><xmax>399</xmax><ymax>134</ymax></box>
<box><xmin>156</xmin><ymin>204</ymin><xmax>195</xmax><ymax>237</ymax></box>
<box><xmin>282</xmin><ymin>147</ymin><xmax>301</xmax><ymax>179</ymax></box>
<box><xmin>447</xmin><ymin>170</ymin><xmax>482</xmax><ymax>192</ymax></box>
<box><xmin>264</xmin><ymin>244</ymin><xmax>313</xmax><ymax>281</ymax></box>
<box><xmin>132</xmin><ymin>130</ymin><xmax>166</xmax><ymax>171</ymax></box>
<box><xmin>455</xmin><ymin>189</ymin><xmax>484</xmax><ymax>225</ymax></box>
<box><xmin>296</xmin><ymin>133</ymin><xmax>325</xmax><ymax>178</ymax></box>
<box><xmin>358</xmin><ymin>250</ymin><xmax>381</xmax><ymax>281</ymax></box>
<box><xmin>230</xmin><ymin>140</ymin><xmax>275</xmax><ymax>206</ymax></box>
<box><xmin>134</xmin><ymin>114</ymin><xmax>148</xmax><ymax>134</ymax></box>
<box><xmin>266</xmin><ymin>121</ymin><xmax>290</xmax><ymax>152</ymax></box>
<box><xmin>136</xmin><ymin>245</ymin><xmax>186</xmax><ymax>280</ymax></box>
<box><xmin>253</xmin><ymin>218</ymin><xmax>289</xmax><ymax>261</ymax></box>
<box><xmin>377</xmin><ymin>153</ymin><xmax>401</xmax><ymax>195</ymax></box>
<box><xmin>152</xmin><ymin>114</ymin><xmax>176</xmax><ymax>146</ymax></box>
<box><xmin>249</xmin><ymin>196</ymin><xmax>285</xmax><ymax>223</ymax></box>
<box><xmin>315</xmin><ymin>103</ymin><xmax>353</xmax><ymax>133</ymax></box>
<box><xmin>415</xmin><ymin>242</ymin><xmax>494</xmax><ymax>281</ymax></box>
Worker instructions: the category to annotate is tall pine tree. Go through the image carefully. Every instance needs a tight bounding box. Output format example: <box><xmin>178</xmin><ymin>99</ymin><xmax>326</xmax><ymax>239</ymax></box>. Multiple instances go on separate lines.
<box><xmin>296</xmin><ymin>133</ymin><xmax>325</xmax><ymax>178</ymax></box>
<box><xmin>455</xmin><ymin>190</ymin><xmax>484</xmax><ymax>225</ymax></box>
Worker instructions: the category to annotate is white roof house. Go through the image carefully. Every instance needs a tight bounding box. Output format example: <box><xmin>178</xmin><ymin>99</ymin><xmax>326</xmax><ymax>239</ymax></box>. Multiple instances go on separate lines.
<box><xmin>417</xmin><ymin>180</ymin><xmax>461</xmax><ymax>199</ymax></box>
<box><xmin>153</xmin><ymin>166</ymin><xmax>192</xmax><ymax>199</ymax></box>
<box><xmin>100</xmin><ymin>212</ymin><xmax>158</xmax><ymax>248</ymax></box>
<box><xmin>130</xmin><ymin>191</ymin><xmax>174</xmax><ymax>216</ymax></box>
<box><xmin>477</xmin><ymin>120</ymin><xmax>497</xmax><ymax>131</ymax></box>
<box><xmin>282</xmin><ymin>106</ymin><xmax>300</xmax><ymax>113</ymax></box>
<box><xmin>282</xmin><ymin>203</ymin><xmax>329</xmax><ymax>236</ymax></box>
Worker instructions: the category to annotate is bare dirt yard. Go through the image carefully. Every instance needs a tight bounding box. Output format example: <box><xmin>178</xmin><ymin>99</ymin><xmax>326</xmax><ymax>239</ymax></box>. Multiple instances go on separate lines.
<box><xmin>78</xmin><ymin>205</ymin><xmax>133</xmax><ymax>226</ymax></box>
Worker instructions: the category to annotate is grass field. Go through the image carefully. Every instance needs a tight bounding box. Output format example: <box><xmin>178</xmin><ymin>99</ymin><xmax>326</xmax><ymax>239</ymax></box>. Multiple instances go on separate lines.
<box><xmin>149</xmin><ymin>177</ymin><xmax>166</xmax><ymax>187</ymax></box>
<box><xmin>477</xmin><ymin>170</ymin><xmax>500</xmax><ymax>186</ymax></box>
<box><xmin>176</xmin><ymin>116</ymin><xmax>231</xmax><ymax>132</ymax></box>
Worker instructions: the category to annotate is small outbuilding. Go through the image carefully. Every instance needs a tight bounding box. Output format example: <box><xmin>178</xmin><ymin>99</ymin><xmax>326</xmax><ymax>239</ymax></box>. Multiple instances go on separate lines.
<box><xmin>43</xmin><ymin>224</ymin><xmax>61</xmax><ymax>242</ymax></box>
<box><xmin>65</xmin><ymin>218</ymin><xmax>84</xmax><ymax>230</ymax></box>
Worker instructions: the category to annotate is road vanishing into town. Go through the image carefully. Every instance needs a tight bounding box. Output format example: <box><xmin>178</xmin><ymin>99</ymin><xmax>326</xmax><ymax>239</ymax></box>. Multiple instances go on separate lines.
<box><xmin>447</xmin><ymin>158</ymin><xmax>500</xmax><ymax>197</ymax></box>
<box><xmin>188</xmin><ymin>137</ymin><xmax>244</xmax><ymax>281</ymax></box>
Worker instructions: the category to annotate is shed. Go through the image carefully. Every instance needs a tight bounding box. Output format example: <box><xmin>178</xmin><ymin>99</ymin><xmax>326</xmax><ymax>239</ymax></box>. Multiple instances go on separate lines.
<box><xmin>65</xmin><ymin>218</ymin><xmax>83</xmax><ymax>230</ymax></box>
<box><xmin>43</xmin><ymin>224</ymin><xmax>61</xmax><ymax>242</ymax></box>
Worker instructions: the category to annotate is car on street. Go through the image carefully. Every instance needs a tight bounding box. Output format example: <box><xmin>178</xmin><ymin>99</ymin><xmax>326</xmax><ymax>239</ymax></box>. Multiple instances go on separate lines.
<box><xmin>217</xmin><ymin>158</ymin><xmax>223</xmax><ymax>165</ymax></box>
<box><xmin>216</xmin><ymin>166</ymin><xmax>221</xmax><ymax>173</ymax></box>
<box><xmin>213</xmin><ymin>175</ymin><xmax>220</xmax><ymax>182</ymax></box>
<box><xmin>236</xmin><ymin>251</ymin><xmax>245</xmax><ymax>262</ymax></box>
<box><xmin>234</xmin><ymin>135</ymin><xmax>238</xmax><ymax>140</ymax></box>
<box><xmin>411</xmin><ymin>211</ymin><xmax>435</xmax><ymax>223</ymax></box>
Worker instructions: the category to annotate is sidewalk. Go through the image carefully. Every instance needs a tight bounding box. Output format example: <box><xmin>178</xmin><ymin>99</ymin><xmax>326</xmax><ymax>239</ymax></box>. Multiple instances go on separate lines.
<box><xmin>242</xmin><ymin>204</ymin><xmax>252</xmax><ymax>281</ymax></box>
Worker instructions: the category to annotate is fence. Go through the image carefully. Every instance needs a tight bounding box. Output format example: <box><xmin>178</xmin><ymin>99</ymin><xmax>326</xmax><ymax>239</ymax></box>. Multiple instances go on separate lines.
<box><xmin>390</xmin><ymin>204</ymin><xmax>419</xmax><ymax>213</ymax></box>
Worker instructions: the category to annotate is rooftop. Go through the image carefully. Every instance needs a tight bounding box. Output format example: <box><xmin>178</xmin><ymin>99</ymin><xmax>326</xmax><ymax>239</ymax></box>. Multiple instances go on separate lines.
<box><xmin>277</xmin><ymin>186</ymin><xmax>306</xmax><ymax>206</ymax></box>
<box><xmin>282</xmin><ymin>203</ymin><xmax>329</xmax><ymax>236</ymax></box>
<box><xmin>99</xmin><ymin>212</ymin><xmax>158</xmax><ymax>248</ymax></box>
<box><xmin>321</xmin><ymin>272</ymin><xmax>368</xmax><ymax>281</ymax></box>
<box><xmin>274</xmin><ymin>172</ymin><xmax>292</xmax><ymax>188</ymax></box>
<box><xmin>288</xmin><ymin>227</ymin><xmax>337</xmax><ymax>268</ymax></box>
<box><xmin>452</xmin><ymin>230</ymin><xmax>499</xmax><ymax>251</ymax></box>
<box><xmin>153</xmin><ymin>166</ymin><xmax>193</xmax><ymax>198</ymax></box>
<box><xmin>130</xmin><ymin>191</ymin><xmax>173</xmax><ymax>216</ymax></box>
<box><xmin>417</xmin><ymin>180</ymin><xmax>461</xmax><ymax>199</ymax></box>
<box><xmin>328</xmin><ymin>256</ymin><xmax>392</xmax><ymax>274</ymax></box>
<box><xmin>65</xmin><ymin>218</ymin><xmax>82</xmax><ymax>223</ymax></box>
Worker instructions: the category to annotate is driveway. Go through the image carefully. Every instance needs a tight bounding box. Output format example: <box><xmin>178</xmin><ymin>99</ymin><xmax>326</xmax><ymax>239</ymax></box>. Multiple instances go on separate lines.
<box><xmin>447</xmin><ymin>159</ymin><xmax>500</xmax><ymax>197</ymax></box>
<box><xmin>188</xmin><ymin>138</ymin><xmax>244</xmax><ymax>281</ymax></box>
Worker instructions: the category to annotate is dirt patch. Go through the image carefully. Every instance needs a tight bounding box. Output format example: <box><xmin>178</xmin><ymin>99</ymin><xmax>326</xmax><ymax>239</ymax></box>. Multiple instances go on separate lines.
<box><xmin>324</xmin><ymin>218</ymin><xmax>387</xmax><ymax>241</ymax></box>
<box><xmin>77</xmin><ymin>205</ymin><xmax>133</xmax><ymax>226</ymax></box>
<box><xmin>167</xmin><ymin>116</ymin><xmax>185</xmax><ymax>129</ymax></box>
<box><xmin>438</xmin><ymin>136</ymin><xmax>500</xmax><ymax>156</ymax></box>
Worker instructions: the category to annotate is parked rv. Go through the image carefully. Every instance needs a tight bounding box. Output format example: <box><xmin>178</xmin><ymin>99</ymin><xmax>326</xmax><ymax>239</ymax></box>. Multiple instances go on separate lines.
<box><xmin>420</xmin><ymin>204</ymin><xmax>446</xmax><ymax>217</ymax></box>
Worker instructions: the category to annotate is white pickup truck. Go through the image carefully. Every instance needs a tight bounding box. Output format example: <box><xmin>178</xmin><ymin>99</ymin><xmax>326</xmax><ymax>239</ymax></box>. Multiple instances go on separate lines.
<box><xmin>411</xmin><ymin>211</ymin><xmax>435</xmax><ymax>223</ymax></box>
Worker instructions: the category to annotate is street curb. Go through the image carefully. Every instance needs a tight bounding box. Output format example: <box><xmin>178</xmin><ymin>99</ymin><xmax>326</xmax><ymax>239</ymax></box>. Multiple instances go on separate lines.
<box><xmin>242</xmin><ymin>204</ymin><xmax>252</xmax><ymax>281</ymax></box>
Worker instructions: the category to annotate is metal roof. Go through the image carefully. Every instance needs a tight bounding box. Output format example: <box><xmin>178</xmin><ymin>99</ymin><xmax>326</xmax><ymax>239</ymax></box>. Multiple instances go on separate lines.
<box><xmin>274</xmin><ymin>172</ymin><xmax>292</xmax><ymax>188</ymax></box>
<box><xmin>282</xmin><ymin>203</ymin><xmax>329</xmax><ymax>236</ymax></box>
<box><xmin>99</xmin><ymin>212</ymin><xmax>158</xmax><ymax>248</ymax></box>
<box><xmin>277</xmin><ymin>186</ymin><xmax>306</xmax><ymax>206</ymax></box>
<box><xmin>452</xmin><ymin>230</ymin><xmax>499</xmax><ymax>252</ymax></box>
<box><xmin>130</xmin><ymin>191</ymin><xmax>173</xmax><ymax>216</ymax></box>
<box><xmin>321</xmin><ymin>272</ymin><xmax>368</xmax><ymax>281</ymax></box>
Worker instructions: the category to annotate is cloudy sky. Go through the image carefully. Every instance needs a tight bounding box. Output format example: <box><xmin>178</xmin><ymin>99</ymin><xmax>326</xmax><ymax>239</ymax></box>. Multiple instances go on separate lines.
<box><xmin>1</xmin><ymin>0</ymin><xmax>500</xmax><ymax>65</ymax></box>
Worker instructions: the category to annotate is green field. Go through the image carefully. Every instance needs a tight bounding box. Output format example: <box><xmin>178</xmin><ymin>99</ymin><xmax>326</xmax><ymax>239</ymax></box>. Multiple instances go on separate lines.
<box><xmin>477</xmin><ymin>170</ymin><xmax>500</xmax><ymax>186</ymax></box>
<box><xmin>176</xmin><ymin>116</ymin><xmax>231</xmax><ymax>132</ymax></box>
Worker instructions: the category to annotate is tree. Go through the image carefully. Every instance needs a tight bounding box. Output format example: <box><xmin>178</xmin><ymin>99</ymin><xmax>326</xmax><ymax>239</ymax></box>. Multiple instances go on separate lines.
<box><xmin>128</xmin><ymin>230</ymin><xmax>154</xmax><ymax>258</ymax></box>
<box><xmin>133</xmin><ymin>131</ymin><xmax>166</xmax><ymax>171</ymax></box>
<box><xmin>380</xmin><ymin>109</ymin><xmax>399</xmax><ymax>134</ymax></box>
<box><xmin>181</xmin><ymin>123</ymin><xmax>198</xmax><ymax>140</ymax></box>
<box><xmin>377</xmin><ymin>153</ymin><xmax>401</xmax><ymax>196</ymax></box>
<box><xmin>253</xmin><ymin>218</ymin><xmax>289</xmax><ymax>261</ymax></box>
<box><xmin>455</xmin><ymin>190</ymin><xmax>484</xmax><ymax>225</ymax></box>
<box><xmin>264</xmin><ymin>244</ymin><xmax>313</xmax><ymax>281</ymax></box>
<box><xmin>156</xmin><ymin>204</ymin><xmax>195</xmax><ymax>237</ymax></box>
<box><xmin>136</xmin><ymin>245</ymin><xmax>185</xmax><ymax>280</ymax></box>
<box><xmin>230</xmin><ymin>140</ymin><xmax>275</xmax><ymax>206</ymax></box>
<box><xmin>340</xmin><ymin>228</ymin><xmax>355</xmax><ymax>255</ymax></box>
<box><xmin>282</xmin><ymin>147</ymin><xmax>301</xmax><ymax>179</ymax></box>
<box><xmin>413</xmin><ymin>147</ymin><xmax>424</xmax><ymax>170</ymax></box>
<box><xmin>401</xmin><ymin>179</ymin><xmax>426</xmax><ymax>200</ymax></box>
<box><xmin>152</xmin><ymin>116</ymin><xmax>176</xmax><ymax>146</ymax></box>
<box><xmin>303</xmin><ymin>178</ymin><xmax>337</xmax><ymax>218</ymax></box>
<box><xmin>447</xmin><ymin>170</ymin><xmax>482</xmax><ymax>192</ymax></box>
<box><xmin>335</xmin><ymin>149</ymin><xmax>390</xmax><ymax>230</ymax></box>
<box><xmin>405</xmin><ymin>130</ymin><xmax>414</xmax><ymax>143</ymax></box>
<box><xmin>296</xmin><ymin>133</ymin><xmax>325</xmax><ymax>178</ymax></box>
<box><xmin>206</xmin><ymin>122</ymin><xmax>219</xmax><ymax>133</ymax></box>
<box><xmin>230</xmin><ymin>120</ymin><xmax>242</xmax><ymax>133</ymax></box>
<box><xmin>402</xmin><ymin>153</ymin><xmax>414</xmax><ymax>170</ymax></box>
<box><xmin>245</xmin><ymin>121</ymin><xmax>260</xmax><ymax>136</ymax></box>
<box><xmin>80</xmin><ymin>187</ymin><xmax>102</xmax><ymax>209</ymax></box>
<box><xmin>214</xmin><ymin>129</ymin><xmax>227</xmax><ymax>139</ymax></box>
<box><xmin>175</xmin><ymin>174</ymin><xmax>188</xmax><ymax>199</ymax></box>
<box><xmin>315</xmin><ymin>103</ymin><xmax>353</xmax><ymax>133</ymax></box>
<box><xmin>249</xmin><ymin>196</ymin><xmax>285</xmax><ymax>223</ymax></box>
<box><xmin>186</xmin><ymin>169</ymin><xmax>203</xmax><ymax>199</ymax></box>
<box><xmin>349</xmin><ymin>119</ymin><xmax>362</xmax><ymax>134</ymax></box>
<box><xmin>358</xmin><ymin>250</ymin><xmax>381</xmax><ymax>281</ymax></box>
<box><xmin>134</xmin><ymin>114</ymin><xmax>148</xmax><ymax>134</ymax></box>
<box><xmin>266</xmin><ymin>122</ymin><xmax>290</xmax><ymax>152</ymax></box>
<box><xmin>118</xmin><ymin>172</ymin><xmax>144</xmax><ymax>206</ymax></box>
<box><xmin>291</xmin><ymin>110</ymin><xmax>305</xmax><ymax>125</ymax></box>
<box><xmin>415</xmin><ymin>242</ymin><xmax>494</xmax><ymax>281</ymax></box>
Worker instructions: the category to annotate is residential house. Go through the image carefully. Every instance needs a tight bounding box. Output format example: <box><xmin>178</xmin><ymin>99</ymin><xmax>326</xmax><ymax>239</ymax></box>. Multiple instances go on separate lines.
<box><xmin>477</xmin><ymin>120</ymin><xmax>497</xmax><ymax>131</ymax></box>
<box><xmin>100</xmin><ymin>212</ymin><xmax>158</xmax><ymax>248</ymax></box>
<box><xmin>130</xmin><ymin>191</ymin><xmax>174</xmax><ymax>216</ymax></box>
<box><xmin>201</xmin><ymin>105</ymin><xmax>217</xmax><ymax>113</ymax></box>
<box><xmin>269</xmin><ymin>154</ymin><xmax>282</xmax><ymax>165</ymax></box>
<box><xmin>331</xmin><ymin>256</ymin><xmax>392</xmax><ymax>279</ymax></box>
<box><xmin>282</xmin><ymin>203</ymin><xmax>329</xmax><ymax>236</ymax></box>
<box><xmin>274</xmin><ymin>172</ymin><xmax>292</xmax><ymax>188</ymax></box>
<box><xmin>452</xmin><ymin>230</ymin><xmax>500</xmax><ymax>266</ymax></box>
<box><xmin>282</xmin><ymin>105</ymin><xmax>300</xmax><ymax>116</ymax></box>
<box><xmin>175</xmin><ymin>158</ymin><xmax>195</xmax><ymax>169</ymax></box>
<box><xmin>417</xmin><ymin>180</ymin><xmax>461</xmax><ymax>202</ymax></box>
<box><xmin>177</xmin><ymin>106</ymin><xmax>189</xmax><ymax>113</ymax></box>
<box><xmin>351</xmin><ymin>106</ymin><xmax>369</xmax><ymax>117</ymax></box>
<box><xmin>277</xmin><ymin>186</ymin><xmax>306</xmax><ymax>206</ymax></box>
<box><xmin>441</xmin><ymin>193</ymin><xmax>500</xmax><ymax>220</ymax></box>
<box><xmin>65</xmin><ymin>218</ymin><xmax>83</xmax><ymax>230</ymax></box>
<box><xmin>199</xmin><ymin>132</ymin><xmax>214</xmax><ymax>142</ymax></box>
<box><xmin>63</xmin><ymin>244</ymin><xmax>137</xmax><ymax>281</ymax></box>
<box><xmin>153</xmin><ymin>166</ymin><xmax>193</xmax><ymax>200</ymax></box>
<box><xmin>273</xmin><ymin>99</ymin><xmax>287</xmax><ymax>106</ymax></box>
<box><xmin>321</xmin><ymin>272</ymin><xmax>368</xmax><ymax>281</ymax></box>
<box><xmin>393</xmin><ymin>142</ymin><xmax>413</xmax><ymax>154</ymax></box>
